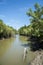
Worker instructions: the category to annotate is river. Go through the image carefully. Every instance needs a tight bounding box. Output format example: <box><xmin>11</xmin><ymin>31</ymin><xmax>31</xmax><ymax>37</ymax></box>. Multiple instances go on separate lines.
<box><xmin>0</xmin><ymin>35</ymin><xmax>35</xmax><ymax>65</ymax></box>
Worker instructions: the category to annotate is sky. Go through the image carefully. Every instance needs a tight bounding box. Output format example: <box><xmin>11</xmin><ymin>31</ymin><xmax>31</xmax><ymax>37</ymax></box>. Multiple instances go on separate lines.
<box><xmin>0</xmin><ymin>0</ymin><xmax>43</xmax><ymax>30</ymax></box>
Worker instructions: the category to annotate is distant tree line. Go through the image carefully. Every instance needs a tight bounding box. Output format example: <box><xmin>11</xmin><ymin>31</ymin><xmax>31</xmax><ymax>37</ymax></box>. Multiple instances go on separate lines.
<box><xmin>18</xmin><ymin>25</ymin><xmax>31</xmax><ymax>36</ymax></box>
<box><xmin>0</xmin><ymin>19</ymin><xmax>17</xmax><ymax>39</ymax></box>
<box><xmin>18</xmin><ymin>3</ymin><xmax>43</xmax><ymax>51</ymax></box>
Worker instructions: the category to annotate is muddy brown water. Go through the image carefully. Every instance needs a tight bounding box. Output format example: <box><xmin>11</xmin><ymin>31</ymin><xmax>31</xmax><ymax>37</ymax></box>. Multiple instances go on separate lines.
<box><xmin>0</xmin><ymin>35</ymin><xmax>35</xmax><ymax>65</ymax></box>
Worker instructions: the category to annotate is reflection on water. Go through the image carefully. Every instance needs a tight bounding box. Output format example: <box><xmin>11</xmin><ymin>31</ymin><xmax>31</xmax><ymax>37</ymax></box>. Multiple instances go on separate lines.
<box><xmin>19</xmin><ymin>36</ymin><xmax>28</xmax><ymax>43</ymax></box>
<box><xmin>0</xmin><ymin>35</ymin><xmax>35</xmax><ymax>65</ymax></box>
<box><xmin>0</xmin><ymin>38</ymin><xmax>15</xmax><ymax>57</ymax></box>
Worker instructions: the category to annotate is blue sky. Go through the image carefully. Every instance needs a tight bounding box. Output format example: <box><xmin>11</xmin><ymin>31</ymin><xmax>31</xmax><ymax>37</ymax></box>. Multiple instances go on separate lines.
<box><xmin>0</xmin><ymin>0</ymin><xmax>43</xmax><ymax>30</ymax></box>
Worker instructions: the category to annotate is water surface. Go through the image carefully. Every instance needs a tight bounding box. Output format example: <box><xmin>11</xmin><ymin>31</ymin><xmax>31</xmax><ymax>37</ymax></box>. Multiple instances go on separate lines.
<box><xmin>0</xmin><ymin>35</ymin><xmax>35</xmax><ymax>65</ymax></box>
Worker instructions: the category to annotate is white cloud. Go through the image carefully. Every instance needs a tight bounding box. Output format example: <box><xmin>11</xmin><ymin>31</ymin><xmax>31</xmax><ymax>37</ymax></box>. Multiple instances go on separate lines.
<box><xmin>8</xmin><ymin>19</ymin><xmax>22</xmax><ymax>30</ymax></box>
<box><xmin>0</xmin><ymin>15</ymin><xmax>5</xmax><ymax>18</ymax></box>
<box><xmin>19</xmin><ymin>7</ymin><xmax>28</xmax><ymax>12</ymax></box>
<box><xmin>9</xmin><ymin>19</ymin><xmax>19</xmax><ymax>24</ymax></box>
<box><xmin>9</xmin><ymin>19</ymin><xmax>15</xmax><ymax>22</ymax></box>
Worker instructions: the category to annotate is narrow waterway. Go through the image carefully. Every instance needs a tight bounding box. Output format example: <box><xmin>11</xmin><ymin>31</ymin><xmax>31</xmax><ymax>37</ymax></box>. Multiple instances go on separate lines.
<box><xmin>0</xmin><ymin>35</ymin><xmax>35</xmax><ymax>65</ymax></box>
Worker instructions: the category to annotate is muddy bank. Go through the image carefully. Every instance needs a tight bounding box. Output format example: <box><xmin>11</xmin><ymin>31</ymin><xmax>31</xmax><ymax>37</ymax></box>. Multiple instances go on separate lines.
<box><xmin>30</xmin><ymin>50</ymin><xmax>43</xmax><ymax>65</ymax></box>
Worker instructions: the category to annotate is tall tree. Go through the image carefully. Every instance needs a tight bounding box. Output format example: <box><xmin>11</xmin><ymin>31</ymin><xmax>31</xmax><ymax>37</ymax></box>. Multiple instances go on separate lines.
<box><xmin>27</xmin><ymin>3</ymin><xmax>43</xmax><ymax>50</ymax></box>
<box><xmin>27</xmin><ymin>3</ymin><xmax>43</xmax><ymax>37</ymax></box>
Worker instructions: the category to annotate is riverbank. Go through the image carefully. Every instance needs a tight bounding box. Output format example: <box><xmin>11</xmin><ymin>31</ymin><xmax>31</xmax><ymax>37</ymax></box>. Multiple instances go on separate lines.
<box><xmin>30</xmin><ymin>50</ymin><xmax>43</xmax><ymax>65</ymax></box>
<box><xmin>19</xmin><ymin>34</ymin><xmax>30</xmax><ymax>37</ymax></box>
<box><xmin>0</xmin><ymin>35</ymin><xmax>16</xmax><ymax>40</ymax></box>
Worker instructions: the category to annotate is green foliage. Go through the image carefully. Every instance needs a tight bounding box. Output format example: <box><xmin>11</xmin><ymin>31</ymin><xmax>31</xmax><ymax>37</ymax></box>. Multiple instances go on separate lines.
<box><xmin>19</xmin><ymin>26</ymin><xmax>31</xmax><ymax>36</ymax></box>
<box><xmin>27</xmin><ymin>3</ymin><xmax>43</xmax><ymax>51</ymax></box>
<box><xmin>18</xmin><ymin>3</ymin><xmax>43</xmax><ymax>51</ymax></box>
<box><xmin>27</xmin><ymin>3</ymin><xmax>43</xmax><ymax>37</ymax></box>
<box><xmin>0</xmin><ymin>20</ymin><xmax>17</xmax><ymax>39</ymax></box>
